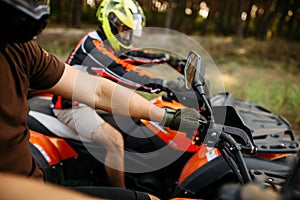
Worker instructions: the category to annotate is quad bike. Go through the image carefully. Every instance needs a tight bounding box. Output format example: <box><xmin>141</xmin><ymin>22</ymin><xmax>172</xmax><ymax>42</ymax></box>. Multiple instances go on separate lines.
<box><xmin>28</xmin><ymin>51</ymin><xmax>299</xmax><ymax>199</ymax></box>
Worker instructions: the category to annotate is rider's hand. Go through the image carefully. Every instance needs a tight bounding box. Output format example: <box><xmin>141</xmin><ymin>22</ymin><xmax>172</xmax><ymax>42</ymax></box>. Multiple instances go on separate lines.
<box><xmin>161</xmin><ymin>108</ymin><xmax>206</xmax><ymax>133</ymax></box>
<box><xmin>162</xmin><ymin>77</ymin><xmax>186</xmax><ymax>92</ymax></box>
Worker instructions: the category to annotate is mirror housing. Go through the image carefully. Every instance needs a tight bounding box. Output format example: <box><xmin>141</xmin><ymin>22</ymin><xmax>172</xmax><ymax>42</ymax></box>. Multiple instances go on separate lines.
<box><xmin>184</xmin><ymin>51</ymin><xmax>206</xmax><ymax>90</ymax></box>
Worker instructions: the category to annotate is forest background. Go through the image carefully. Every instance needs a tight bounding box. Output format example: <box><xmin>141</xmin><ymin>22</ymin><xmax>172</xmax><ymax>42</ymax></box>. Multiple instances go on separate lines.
<box><xmin>37</xmin><ymin>0</ymin><xmax>300</xmax><ymax>133</ymax></box>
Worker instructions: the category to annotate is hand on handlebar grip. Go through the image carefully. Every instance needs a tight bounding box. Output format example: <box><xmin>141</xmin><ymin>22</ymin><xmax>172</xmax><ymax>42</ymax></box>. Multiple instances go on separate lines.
<box><xmin>161</xmin><ymin>108</ymin><xmax>207</xmax><ymax>136</ymax></box>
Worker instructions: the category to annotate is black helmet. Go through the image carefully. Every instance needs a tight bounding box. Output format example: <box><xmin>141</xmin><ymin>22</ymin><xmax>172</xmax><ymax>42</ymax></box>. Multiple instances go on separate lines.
<box><xmin>0</xmin><ymin>0</ymin><xmax>50</xmax><ymax>43</ymax></box>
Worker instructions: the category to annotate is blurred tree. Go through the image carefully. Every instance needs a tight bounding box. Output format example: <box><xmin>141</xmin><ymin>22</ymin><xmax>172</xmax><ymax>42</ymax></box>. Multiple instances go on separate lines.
<box><xmin>243</xmin><ymin>0</ymin><xmax>254</xmax><ymax>37</ymax></box>
<box><xmin>47</xmin><ymin>0</ymin><xmax>300</xmax><ymax>41</ymax></box>
<box><xmin>49</xmin><ymin>0</ymin><xmax>63</xmax><ymax>24</ymax></box>
<box><xmin>257</xmin><ymin>0</ymin><xmax>288</xmax><ymax>40</ymax></box>
<box><xmin>237</xmin><ymin>0</ymin><xmax>245</xmax><ymax>41</ymax></box>
<box><xmin>73</xmin><ymin>0</ymin><xmax>83</xmax><ymax>28</ymax></box>
<box><xmin>286</xmin><ymin>1</ymin><xmax>300</xmax><ymax>40</ymax></box>
<box><xmin>171</xmin><ymin>0</ymin><xmax>188</xmax><ymax>32</ymax></box>
<box><xmin>165</xmin><ymin>0</ymin><xmax>174</xmax><ymax>29</ymax></box>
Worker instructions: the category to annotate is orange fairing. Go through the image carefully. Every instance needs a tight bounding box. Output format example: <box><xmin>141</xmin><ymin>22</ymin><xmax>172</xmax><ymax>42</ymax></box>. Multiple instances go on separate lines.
<box><xmin>29</xmin><ymin>130</ymin><xmax>78</xmax><ymax>165</ymax></box>
<box><xmin>178</xmin><ymin>145</ymin><xmax>221</xmax><ymax>184</ymax></box>
<box><xmin>140</xmin><ymin>96</ymin><xmax>201</xmax><ymax>152</ymax></box>
<box><xmin>47</xmin><ymin>137</ymin><xmax>78</xmax><ymax>160</ymax></box>
<box><xmin>141</xmin><ymin>119</ymin><xmax>200</xmax><ymax>152</ymax></box>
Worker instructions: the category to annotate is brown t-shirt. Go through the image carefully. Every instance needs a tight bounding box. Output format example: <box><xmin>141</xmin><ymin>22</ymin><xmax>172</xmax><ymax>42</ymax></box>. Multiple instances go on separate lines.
<box><xmin>0</xmin><ymin>41</ymin><xmax>65</xmax><ymax>178</ymax></box>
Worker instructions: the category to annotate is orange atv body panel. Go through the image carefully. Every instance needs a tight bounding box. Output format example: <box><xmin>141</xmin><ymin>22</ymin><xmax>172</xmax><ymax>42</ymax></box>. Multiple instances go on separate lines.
<box><xmin>29</xmin><ymin>130</ymin><xmax>78</xmax><ymax>165</ymax></box>
<box><xmin>178</xmin><ymin>144</ymin><xmax>221</xmax><ymax>184</ymax></box>
<box><xmin>141</xmin><ymin>119</ymin><xmax>200</xmax><ymax>152</ymax></box>
<box><xmin>141</xmin><ymin>96</ymin><xmax>201</xmax><ymax>152</ymax></box>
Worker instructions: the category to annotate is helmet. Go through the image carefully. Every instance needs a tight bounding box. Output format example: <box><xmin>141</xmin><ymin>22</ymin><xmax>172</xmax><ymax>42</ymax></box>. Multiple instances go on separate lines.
<box><xmin>0</xmin><ymin>0</ymin><xmax>50</xmax><ymax>43</ymax></box>
<box><xmin>96</xmin><ymin>0</ymin><xmax>145</xmax><ymax>51</ymax></box>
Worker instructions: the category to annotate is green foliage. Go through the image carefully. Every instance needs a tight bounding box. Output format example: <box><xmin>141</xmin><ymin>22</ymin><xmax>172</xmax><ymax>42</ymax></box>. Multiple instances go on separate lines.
<box><xmin>48</xmin><ymin>0</ymin><xmax>300</xmax><ymax>41</ymax></box>
<box><xmin>232</xmin><ymin>79</ymin><xmax>300</xmax><ymax>128</ymax></box>
<box><xmin>36</xmin><ymin>37</ymin><xmax>75</xmax><ymax>59</ymax></box>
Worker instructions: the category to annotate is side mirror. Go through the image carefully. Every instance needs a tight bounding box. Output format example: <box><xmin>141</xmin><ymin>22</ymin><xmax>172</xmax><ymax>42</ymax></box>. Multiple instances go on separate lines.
<box><xmin>184</xmin><ymin>51</ymin><xmax>206</xmax><ymax>89</ymax></box>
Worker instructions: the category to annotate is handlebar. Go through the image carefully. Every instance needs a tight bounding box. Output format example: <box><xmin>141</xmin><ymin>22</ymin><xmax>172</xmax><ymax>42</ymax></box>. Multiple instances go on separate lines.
<box><xmin>192</xmin><ymin>125</ymin><xmax>253</xmax><ymax>184</ymax></box>
<box><xmin>218</xmin><ymin>131</ymin><xmax>252</xmax><ymax>183</ymax></box>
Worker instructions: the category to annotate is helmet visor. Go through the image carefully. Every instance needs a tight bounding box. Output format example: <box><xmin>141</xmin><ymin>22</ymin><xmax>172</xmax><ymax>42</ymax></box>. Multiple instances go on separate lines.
<box><xmin>133</xmin><ymin>13</ymin><xmax>143</xmax><ymax>37</ymax></box>
<box><xmin>109</xmin><ymin>13</ymin><xmax>133</xmax><ymax>47</ymax></box>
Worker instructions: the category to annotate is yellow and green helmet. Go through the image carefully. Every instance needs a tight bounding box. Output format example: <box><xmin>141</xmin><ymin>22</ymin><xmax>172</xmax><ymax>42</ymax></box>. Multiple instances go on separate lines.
<box><xmin>96</xmin><ymin>0</ymin><xmax>145</xmax><ymax>51</ymax></box>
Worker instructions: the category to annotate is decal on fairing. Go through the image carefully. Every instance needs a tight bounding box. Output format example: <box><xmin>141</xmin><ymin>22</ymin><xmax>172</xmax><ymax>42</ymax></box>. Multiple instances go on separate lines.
<box><xmin>205</xmin><ymin>147</ymin><xmax>218</xmax><ymax>162</ymax></box>
<box><xmin>33</xmin><ymin>143</ymin><xmax>51</xmax><ymax>163</ymax></box>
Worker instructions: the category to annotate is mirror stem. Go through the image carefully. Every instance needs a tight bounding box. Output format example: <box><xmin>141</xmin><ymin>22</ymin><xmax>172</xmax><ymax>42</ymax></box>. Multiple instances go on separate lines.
<box><xmin>195</xmin><ymin>83</ymin><xmax>215</xmax><ymax>127</ymax></box>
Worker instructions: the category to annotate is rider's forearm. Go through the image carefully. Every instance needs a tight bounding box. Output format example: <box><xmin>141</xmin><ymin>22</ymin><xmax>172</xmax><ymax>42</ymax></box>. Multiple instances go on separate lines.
<box><xmin>49</xmin><ymin>64</ymin><xmax>165</xmax><ymax>124</ymax></box>
<box><xmin>94</xmin><ymin>77</ymin><xmax>165</xmax><ymax>123</ymax></box>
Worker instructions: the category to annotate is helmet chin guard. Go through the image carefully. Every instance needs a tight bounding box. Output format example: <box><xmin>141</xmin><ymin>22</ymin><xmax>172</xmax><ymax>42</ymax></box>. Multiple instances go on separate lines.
<box><xmin>0</xmin><ymin>0</ymin><xmax>50</xmax><ymax>43</ymax></box>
